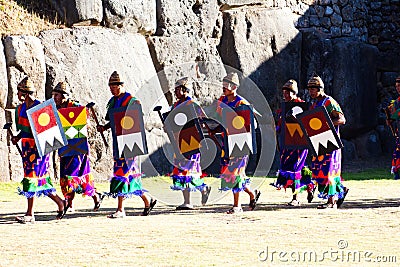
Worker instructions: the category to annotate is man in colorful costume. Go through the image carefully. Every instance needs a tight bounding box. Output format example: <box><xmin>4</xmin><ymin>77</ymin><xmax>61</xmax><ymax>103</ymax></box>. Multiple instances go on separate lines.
<box><xmin>169</xmin><ymin>77</ymin><xmax>211</xmax><ymax>210</ymax></box>
<box><xmin>97</xmin><ymin>71</ymin><xmax>156</xmax><ymax>218</ymax></box>
<box><xmin>387</xmin><ymin>76</ymin><xmax>400</xmax><ymax>179</ymax></box>
<box><xmin>273</xmin><ymin>79</ymin><xmax>315</xmax><ymax>206</ymax></box>
<box><xmin>307</xmin><ymin>75</ymin><xmax>348</xmax><ymax>209</ymax></box>
<box><xmin>216</xmin><ymin>72</ymin><xmax>260</xmax><ymax>214</ymax></box>
<box><xmin>52</xmin><ymin>81</ymin><xmax>104</xmax><ymax>212</ymax></box>
<box><xmin>12</xmin><ymin>77</ymin><xmax>65</xmax><ymax>223</ymax></box>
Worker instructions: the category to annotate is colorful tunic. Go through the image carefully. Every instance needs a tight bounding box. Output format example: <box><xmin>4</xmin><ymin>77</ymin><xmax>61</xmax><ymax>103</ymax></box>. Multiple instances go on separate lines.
<box><xmin>310</xmin><ymin>96</ymin><xmax>346</xmax><ymax>199</ymax></box>
<box><xmin>273</xmin><ymin>98</ymin><xmax>314</xmax><ymax>193</ymax></box>
<box><xmin>58</xmin><ymin>100</ymin><xmax>96</xmax><ymax>198</ymax></box>
<box><xmin>170</xmin><ymin>96</ymin><xmax>206</xmax><ymax>191</ymax></box>
<box><xmin>217</xmin><ymin>95</ymin><xmax>251</xmax><ymax>192</ymax></box>
<box><xmin>15</xmin><ymin>100</ymin><xmax>56</xmax><ymax>198</ymax></box>
<box><xmin>388</xmin><ymin>97</ymin><xmax>400</xmax><ymax>179</ymax></box>
<box><xmin>106</xmin><ymin>92</ymin><xmax>145</xmax><ymax>197</ymax></box>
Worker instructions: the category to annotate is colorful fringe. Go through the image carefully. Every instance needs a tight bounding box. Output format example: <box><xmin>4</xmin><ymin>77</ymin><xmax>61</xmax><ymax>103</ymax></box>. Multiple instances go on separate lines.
<box><xmin>272</xmin><ymin>167</ymin><xmax>314</xmax><ymax>193</ymax></box>
<box><xmin>60</xmin><ymin>154</ymin><xmax>95</xmax><ymax>197</ymax></box>
<box><xmin>18</xmin><ymin>177</ymin><xmax>56</xmax><ymax>198</ymax></box>
<box><xmin>17</xmin><ymin>138</ymin><xmax>57</xmax><ymax>198</ymax></box>
<box><xmin>219</xmin><ymin>156</ymin><xmax>249</xmax><ymax>192</ymax></box>
<box><xmin>170</xmin><ymin>153</ymin><xmax>206</xmax><ymax>191</ymax></box>
<box><xmin>316</xmin><ymin>177</ymin><xmax>346</xmax><ymax>199</ymax></box>
<box><xmin>311</xmin><ymin>149</ymin><xmax>344</xmax><ymax>199</ymax></box>
<box><xmin>271</xmin><ymin>148</ymin><xmax>314</xmax><ymax>193</ymax></box>
<box><xmin>108</xmin><ymin>157</ymin><xmax>146</xmax><ymax>198</ymax></box>
<box><xmin>60</xmin><ymin>174</ymin><xmax>95</xmax><ymax>197</ymax></box>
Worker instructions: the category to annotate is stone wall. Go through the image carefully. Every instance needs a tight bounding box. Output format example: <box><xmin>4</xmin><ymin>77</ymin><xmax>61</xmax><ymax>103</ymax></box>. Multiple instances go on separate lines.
<box><xmin>366</xmin><ymin>0</ymin><xmax>400</xmax><ymax>71</ymax></box>
<box><xmin>0</xmin><ymin>0</ymin><xmax>399</xmax><ymax>181</ymax></box>
<box><xmin>297</xmin><ymin>0</ymin><xmax>368</xmax><ymax>41</ymax></box>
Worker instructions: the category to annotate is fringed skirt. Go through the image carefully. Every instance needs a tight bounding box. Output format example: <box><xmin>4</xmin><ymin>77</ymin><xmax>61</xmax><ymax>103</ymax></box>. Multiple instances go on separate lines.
<box><xmin>311</xmin><ymin>149</ymin><xmax>345</xmax><ymax>199</ymax></box>
<box><xmin>18</xmin><ymin>138</ymin><xmax>56</xmax><ymax>198</ymax></box>
<box><xmin>108</xmin><ymin>157</ymin><xmax>146</xmax><ymax>198</ymax></box>
<box><xmin>272</xmin><ymin>148</ymin><xmax>314</xmax><ymax>193</ymax></box>
<box><xmin>170</xmin><ymin>153</ymin><xmax>206</xmax><ymax>191</ymax></box>
<box><xmin>59</xmin><ymin>154</ymin><xmax>95</xmax><ymax>198</ymax></box>
<box><xmin>219</xmin><ymin>155</ymin><xmax>250</xmax><ymax>193</ymax></box>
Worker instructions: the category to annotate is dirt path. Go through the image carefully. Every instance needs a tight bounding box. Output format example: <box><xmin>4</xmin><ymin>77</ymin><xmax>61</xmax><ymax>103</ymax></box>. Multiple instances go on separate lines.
<box><xmin>0</xmin><ymin>179</ymin><xmax>399</xmax><ymax>266</ymax></box>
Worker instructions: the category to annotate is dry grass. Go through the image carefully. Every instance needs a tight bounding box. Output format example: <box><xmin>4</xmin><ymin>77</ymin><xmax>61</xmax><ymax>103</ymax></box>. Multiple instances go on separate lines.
<box><xmin>0</xmin><ymin>0</ymin><xmax>63</xmax><ymax>37</ymax></box>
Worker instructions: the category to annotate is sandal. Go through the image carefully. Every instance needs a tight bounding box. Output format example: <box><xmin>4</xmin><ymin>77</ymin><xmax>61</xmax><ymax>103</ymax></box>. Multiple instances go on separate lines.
<box><xmin>55</xmin><ymin>199</ymin><xmax>69</xmax><ymax>220</ymax></box>
<box><xmin>307</xmin><ymin>186</ymin><xmax>316</xmax><ymax>203</ymax></box>
<box><xmin>317</xmin><ymin>203</ymin><xmax>337</xmax><ymax>209</ymax></box>
<box><xmin>63</xmin><ymin>199</ymin><xmax>70</xmax><ymax>214</ymax></box>
<box><xmin>107</xmin><ymin>211</ymin><xmax>126</xmax><ymax>218</ymax></box>
<box><xmin>93</xmin><ymin>193</ymin><xmax>105</xmax><ymax>211</ymax></box>
<box><xmin>201</xmin><ymin>186</ymin><xmax>212</xmax><ymax>206</ymax></box>
<box><xmin>56</xmin><ymin>210</ymin><xmax>65</xmax><ymax>220</ymax></box>
<box><xmin>287</xmin><ymin>199</ymin><xmax>300</xmax><ymax>206</ymax></box>
<box><xmin>15</xmin><ymin>215</ymin><xmax>35</xmax><ymax>224</ymax></box>
<box><xmin>249</xmin><ymin>190</ymin><xmax>261</xmax><ymax>211</ymax></box>
<box><xmin>176</xmin><ymin>204</ymin><xmax>194</xmax><ymax>210</ymax></box>
<box><xmin>336</xmin><ymin>187</ymin><xmax>349</xmax><ymax>208</ymax></box>
<box><xmin>142</xmin><ymin>199</ymin><xmax>157</xmax><ymax>216</ymax></box>
<box><xmin>226</xmin><ymin>207</ymin><xmax>243</xmax><ymax>214</ymax></box>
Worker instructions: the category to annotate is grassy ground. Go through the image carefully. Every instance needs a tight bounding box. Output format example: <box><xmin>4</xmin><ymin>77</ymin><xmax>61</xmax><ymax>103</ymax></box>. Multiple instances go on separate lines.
<box><xmin>342</xmin><ymin>168</ymin><xmax>389</xmax><ymax>180</ymax></box>
<box><xmin>0</xmin><ymin>170</ymin><xmax>399</xmax><ymax>266</ymax></box>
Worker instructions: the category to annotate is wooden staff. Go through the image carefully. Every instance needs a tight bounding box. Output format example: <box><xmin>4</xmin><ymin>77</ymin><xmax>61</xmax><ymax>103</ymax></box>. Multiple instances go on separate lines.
<box><xmin>86</xmin><ymin>102</ymin><xmax>109</xmax><ymax>147</ymax></box>
<box><xmin>382</xmin><ymin>107</ymin><xmax>397</xmax><ymax>137</ymax></box>
<box><xmin>153</xmin><ymin>106</ymin><xmax>165</xmax><ymax>123</ymax></box>
<box><xmin>3</xmin><ymin>122</ymin><xmax>23</xmax><ymax>157</ymax></box>
<box><xmin>201</xmin><ymin>118</ymin><xmax>223</xmax><ymax>151</ymax></box>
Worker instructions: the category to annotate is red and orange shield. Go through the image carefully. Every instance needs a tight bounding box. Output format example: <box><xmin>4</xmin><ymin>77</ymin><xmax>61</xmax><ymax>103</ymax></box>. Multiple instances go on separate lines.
<box><xmin>297</xmin><ymin>106</ymin><xmax>343</xmax><ymax>156</ymax></box>
<box><xmin>27</xmin><ymin>99</ymin><xmax>67</xmax><ymax>157</ymax></box>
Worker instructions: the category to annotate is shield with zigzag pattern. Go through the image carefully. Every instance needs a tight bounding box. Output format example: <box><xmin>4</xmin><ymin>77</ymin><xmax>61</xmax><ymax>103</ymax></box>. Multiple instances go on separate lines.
<box><xmin>109</xmin><ymin>102</ymin><xmax>148</xmax><ymax>158</ymax></box>
<box><xmin>58</xmin><ymin>106</ymin><xmax>89</xmax><ymax>156</ymax></box>
<box><xmin>26</xmin><ymin>98</ymin><xmax>68</xmax><ymax>157</ymax></box>
<box><xmin>221</xmin><ymin>104</ymin><xmax>256</xmax><ymax>158</ymax></box>
<box><xmin>164</xmin><ymin>101</ymin><xmax>207</xmax><ymax>160</ymax></box>
<box><xmin>297</xmin><ymin>105</ymin><xmax>343</xmax><ymax>156</ymax></box>
<box><xmin>280</xmin><ymin>101</ymin><xmax>309</xmax><ymax>149</ymax></box>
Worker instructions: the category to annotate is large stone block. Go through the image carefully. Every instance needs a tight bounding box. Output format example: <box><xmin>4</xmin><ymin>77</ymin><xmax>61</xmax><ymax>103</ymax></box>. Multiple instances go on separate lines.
<box><xmin>353</xmin><ymin>130</ymin><xmax>382</xmax><ymax>158</ymax></box>
<box><xmin>39</xmin><ymin>27</ymin><xmax>168</xmax><ymax>176</ymax></box>
<box><xmin>331</xmin><ymin>38</ymin><xmax>378</xmax><ymax>138</ymax></box>
<box><xmin>156</xmin><ymin>0</ymin><xmax>221</xmax><ymax>38</ymax></box>
<box><xmin>0</xmin><ymin>110</ymin><xmax>11</xmax><ymax>182</ymax></box>
<box><xmin>49</xmin><ymin>0</ymin><xmax>103</xmax><ymax>26</ymax></box>
<box><xmin>300</xmin><ymin>30</ymin><xmax>334</xmax><ymax>97</ymax></box>
<box><xmin>103</xmin><ymin>0</ymin><xmax>156</xmax><ymax>34</ymax></box>
<box><xmin>3</xmin><ymin>35</ymin><xmax>46</xmax><ymax>109</ymax></box>
<box><xmin>218</xmin><ymin>0</ymin><xmax>274</xmax><ymax>5</ymax></box>
<box><xmin>218</xmin><ymin>7</ymin><xmax>302</xmax><ymax>112</ymax></box>
<box><xmin>377</xmin><ymin>50</ymin><xmax>400</xmax><ymax>72</ymax></box>
<box><xmin>0</xmin><ymin>41</ymin><xmax>7</xmax><ymax>109</ymax></box>
<box><xmin>148</xmin><ymin>35</ymin><xmax>226</xmax><ymax>106</ymax></box>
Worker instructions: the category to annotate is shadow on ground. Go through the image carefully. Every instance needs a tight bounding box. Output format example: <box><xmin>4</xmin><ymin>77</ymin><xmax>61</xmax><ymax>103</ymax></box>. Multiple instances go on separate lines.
<box><xmin>1</xmin><ymin>196</ymin><xmax>399</xmax><ymax>225</ymax></box>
